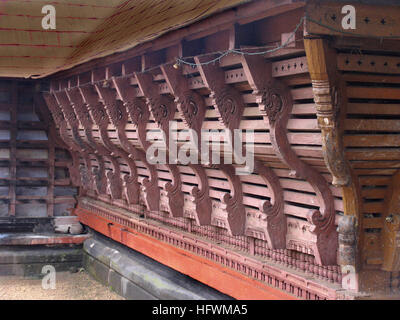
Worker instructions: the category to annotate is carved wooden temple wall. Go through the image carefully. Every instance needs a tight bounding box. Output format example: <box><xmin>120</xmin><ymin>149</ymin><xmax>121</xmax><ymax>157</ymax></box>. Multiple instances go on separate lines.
<box><xmin>2</xmin><ymin>0</ymin><xmax>398</xmax><ymax>299</ymax></box>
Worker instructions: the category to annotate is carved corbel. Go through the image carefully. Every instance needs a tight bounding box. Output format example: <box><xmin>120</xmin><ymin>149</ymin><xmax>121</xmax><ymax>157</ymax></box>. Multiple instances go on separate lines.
<box><xmin>312</xmin><ymin>79</ymin><xmax>351</xmax><ymax>187</ymax></box>
<box><xmin>254</xmin><ymin>160</ymin><xmax>286</xmax><ymax>249</ymax></box>
<box><xmin>94</xmin><ymin>82</ymin><xmax>141</xmax><ymax>205</ymax></box>
<box><xmin>135</xmin><ymin>73</ymin><xmax>184</xmax><ymax>218</ymax></box>
<box><xmin>112</xmin><ymin>76</ymin><xmax>160</xmax><ymax>212</ymax></box>
<box><xmin>194</xmin><ymin>55</ymin><xmax>245</xmax><ymax>132</ymax></box>
<box><xmin>79</xmin><ymin>85</ymin><xmax>123</xmax><ymax>200</ymax></box>
<box><xmin>53</xmin><ymin>91</ymin><xmax>95</xmax><ymax>192</ymax></box>
<box><xmin>304</xmin><ymin>37</ymin><xmax>353</xmax><ymax>187</ymax></box>
<box><xmin>210</xmin><ymin>163</ymin><xmax>246</xmax><ymax>236</ymax></box>
<box><xmin>161</xmin><ymin>65</ymin><xmax>212</xmax><ymax>226</ymax></box>
<box><xmin>42</xmin><ymin>93</ymin><xmax>81</xmax><ymax>187</ymax></box>
<box><xmin>242</xmin><ymin>54</ymin><xmax>338</xmax><ymax>266</ymax></box>
<box><xmin>65</xmin><ymin>87</ymin><xmax>108</xmax><ymax>195</ymax></box>
<box><xmin>161</xmin><ymin>64</ymin><xmax>206</xmax><ymax>135</ymax></box>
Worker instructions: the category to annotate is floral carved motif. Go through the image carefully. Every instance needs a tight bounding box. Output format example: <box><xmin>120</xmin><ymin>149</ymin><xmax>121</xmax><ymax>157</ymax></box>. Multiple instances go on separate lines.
<box><xmin>194</xmin><ymin>56</ymin><xmax>244</xmax><ymax>132</ymax></box>
<box><xmin>161</xmin><ymin>65</ymin><xmax>211</xmax><ymax>225</ymax></box>
<box><xmin>242</xmin><ymin>55</ymin><xmax>338</xmax><ymax>266</ymax></box>
<box><xmin>135</xmin><ymin>72</ymin><xmax>184</xmax><ymax>218</ymax></box>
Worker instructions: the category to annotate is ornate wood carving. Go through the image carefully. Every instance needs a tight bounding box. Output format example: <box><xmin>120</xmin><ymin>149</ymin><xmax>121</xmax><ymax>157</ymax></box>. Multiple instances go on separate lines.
<box><xmin>42</xmin><ymin>92</ymin><xmax>81</xmax><ymax>187</ymax></box>
<box><xmin>304</xmin><ymin>38</ymin><xmax>352</xmax><ymax>188</ymax></box>
<box><xmin>135</xmin><ymin>73</ymin><xmax>184</xmax><ymax>218</ymax></box>
<box><xmin>194</xmin><ymin>57</ymin><xmax>249</xmax><ymax>233</ymax></box>
<box><xmin>112</xmin><ymin>76</ymin><xmax>160</xmax><ymax>212</ymax></box>
<box><xmin>254</xmin><ymin>160</ymin><xmax>286</xmax><ymax>249</ymax></box>
<box><xmin>95</xmin><ymin>82</ymin><xmax>141</xmax><ymax>205</ymax></box>
<box><xmin>195</xmin><ymin>55</ymin><xmax>245</xmax><ymax>132</ymax></box>
<box><xmin>313</xmin><ymin>80</ymin><xmax>349</xmax><ymax>186</ymax></box>
<box><xmin>161</xmin><ymin>65</ymin><xmax>212</xmax><ymax>226</ymax></box>
<box><xmin>242</xmin><ymin>54</ymin><xmax>338</xmax><ymax>266</ymax></box>
<box><xmin>65</xmin><ymin>87</ymin><xmax>108</xmax><ymax>195</ymax></box>
<box><xmin>210</xmin><ymin>163</ymin><xmax>245</xmax><ymax>236</ymax></box>
<box><xmin>79</xmin><ymin>85</ymin><xmax>124</xmax><ymax>200</ymax></box>
<box><xmin>192</xmin><ymin>57</ymin><xmax>285</xmax><ymax>242</ymax></box>
<box><xmin>161</xmin><ymin>64</ymin><xmax>206</xmax><ymax>134</ymax></box>
<box><xmin>52</xmin><ymin>91</ymin><xmax>96</xmax><ymax>192</ymax></box>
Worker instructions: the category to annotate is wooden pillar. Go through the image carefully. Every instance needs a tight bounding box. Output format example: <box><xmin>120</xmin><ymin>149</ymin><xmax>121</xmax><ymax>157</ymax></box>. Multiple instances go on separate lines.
<box><xmin>304</xmin><ymin>37</ymin><xmax>362</xmax><ymax>290</ymax></box>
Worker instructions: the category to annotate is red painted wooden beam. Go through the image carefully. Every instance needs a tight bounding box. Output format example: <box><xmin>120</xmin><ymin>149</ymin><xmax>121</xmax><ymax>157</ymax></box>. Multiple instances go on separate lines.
<box><xmin>76</xmin><ymin>207</ymin><xmax>297</xmax><ymax>300</ymax></box>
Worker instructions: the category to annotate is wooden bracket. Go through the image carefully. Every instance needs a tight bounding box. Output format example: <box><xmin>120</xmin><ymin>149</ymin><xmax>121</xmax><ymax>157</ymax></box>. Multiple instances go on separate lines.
<box><xmin>95</xmin><ymin>82</ymin><xmax>141</xmax><ymax>205</ymax></box>
<box><xmin>195</xmin><ymin>55</ymin><xmax>245</xmax><ymax>132</ymax></box>
<box><xmin>79</xmin><ymin>85</ymin><xmax>124</xmax><ymax>201</ymax></box>
<box><xmin>242</xmin><ymin>54</ymin><xmax>338</xmax><ymax>266</ymax></box>
<box><xmin>254</xmin><ymin>160</ymin><xmax>286</xmax><ymax>249</ymax></box>
<box><xmin>52</xmin><ymin>90</ymin><xmax>95</xmax><ymax>192</ymax></box>
<box><xmin>112</xmin><ymin>76</ymin><xmax>160</xmax><ymax>212</ymax></box>
<box><xmin>161</xmin><ymin>64</ymin><xmax>206</xmax><ymax>135</ymax></box>
<box><xmin>304</xmin><ymin>38</ymin><xmax>351</xmax><ymax>187</ymax></box>
<box><xmin>135</xmin><ymin>73</ymin><xmax>184</xmax><ymax>218</ymax></box>
<box><xmin>160</xmin><ymin>64</ymin><xmax>212</xmax><ymax>226</ymax></box>
<box><xmin>212</xmin><ymin>163</ymin><xmax>246</xmax><ymax>236</ymax></box>
<box><xmin>65</xmin><ymin>87</ymin><xmax>108</xmax><ymax>195</ymax></box>
<box><xmin>42</xmin><ymin>93</ymin><xmax>81</xmax><ymax>187</ymax></box>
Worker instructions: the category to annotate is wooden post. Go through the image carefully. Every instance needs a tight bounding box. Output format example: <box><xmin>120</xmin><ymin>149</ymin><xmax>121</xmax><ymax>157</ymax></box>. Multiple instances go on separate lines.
<box><xmin>304</xmin><ymin>37</ymin><xmax>362</xmax><ymax>289</ymax></box>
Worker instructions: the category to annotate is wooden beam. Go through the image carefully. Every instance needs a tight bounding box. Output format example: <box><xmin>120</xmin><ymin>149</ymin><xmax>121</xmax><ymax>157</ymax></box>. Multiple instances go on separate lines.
<box><xmin>305</xmin><ymin>1</ymin><xmax>400</xmax><ymax>39</ymax></box>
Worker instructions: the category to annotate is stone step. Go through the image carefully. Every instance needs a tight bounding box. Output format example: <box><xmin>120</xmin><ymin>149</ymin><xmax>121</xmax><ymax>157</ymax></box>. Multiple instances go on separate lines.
<box><xmin>0</xmin><ymin>245</ymin><xmax>84</xmax><ymax>277</ymax></box>
<box><xmin>0</xmin><ymin>233</ymin><xmax>90</xmax><ymax>246</ymax></box>
<box><xmin>84</xmin><ymin>231</ymin><xmax>233</xmax><ymax>300</ymax></box>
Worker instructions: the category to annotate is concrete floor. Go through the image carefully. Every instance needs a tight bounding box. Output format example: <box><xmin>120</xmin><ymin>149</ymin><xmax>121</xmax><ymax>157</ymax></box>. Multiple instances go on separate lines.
<box><xmin>0</xmin><ymin>271</ymin><xmax>124</xmax><ymax>300</ymax></box>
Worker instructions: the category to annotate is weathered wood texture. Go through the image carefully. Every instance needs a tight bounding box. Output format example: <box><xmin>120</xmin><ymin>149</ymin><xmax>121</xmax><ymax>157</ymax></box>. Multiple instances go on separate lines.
<box><xmin>0</xmin><ymin>80</ymin><xmax>78</xmax><ymax>218</ymax></box>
